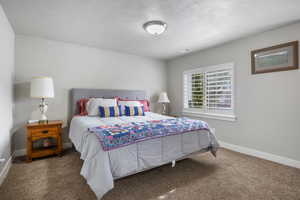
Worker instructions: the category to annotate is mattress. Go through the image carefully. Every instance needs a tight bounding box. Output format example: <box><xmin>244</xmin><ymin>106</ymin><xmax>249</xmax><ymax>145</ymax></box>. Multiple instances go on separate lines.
<box><xmin>69</xmin><ymin>112</ymin><xmax>219</xmax><ymax>199</ymax></box>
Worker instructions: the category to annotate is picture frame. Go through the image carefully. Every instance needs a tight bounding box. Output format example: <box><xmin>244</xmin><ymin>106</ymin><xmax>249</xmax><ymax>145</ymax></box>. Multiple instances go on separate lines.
<box><xmin>251</xmin><ymin>41</ymin><xmax>299</xmax><ymax>74</ymax></box>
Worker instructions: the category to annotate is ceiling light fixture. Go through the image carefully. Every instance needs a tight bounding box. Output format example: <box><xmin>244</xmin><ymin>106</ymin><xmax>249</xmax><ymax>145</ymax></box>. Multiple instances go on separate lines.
<box><xmin>143</xmin><ymin>20</ymin><xmax>167</xmax><ymax>35</ymax></box>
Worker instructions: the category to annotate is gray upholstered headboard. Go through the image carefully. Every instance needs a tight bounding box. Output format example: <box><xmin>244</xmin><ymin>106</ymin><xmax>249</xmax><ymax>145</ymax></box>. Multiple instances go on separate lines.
<box><xmin>70</xmin><ymin>88</ymin><xmax>147</xmax><ymax>118</ymax></box>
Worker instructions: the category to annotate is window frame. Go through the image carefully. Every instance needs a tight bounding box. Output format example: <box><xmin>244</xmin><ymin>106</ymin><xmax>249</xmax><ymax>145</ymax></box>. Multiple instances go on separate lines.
<box><xmin>182</xmin><ymin>62</ymin><xmax>236</xmax><ymax>121</ymax></box>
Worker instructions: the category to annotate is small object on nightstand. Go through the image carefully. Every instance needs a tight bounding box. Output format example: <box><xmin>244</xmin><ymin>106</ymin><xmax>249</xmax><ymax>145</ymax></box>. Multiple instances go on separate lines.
<box><xmin>28</xmin><ymin>119</ymin><xmax>39</xmax><ymax>124</ymax></box>
<box><xmin>26</xmin><ymin>120</ymin><xmax>63</xmax><ymax>162</ymax></box>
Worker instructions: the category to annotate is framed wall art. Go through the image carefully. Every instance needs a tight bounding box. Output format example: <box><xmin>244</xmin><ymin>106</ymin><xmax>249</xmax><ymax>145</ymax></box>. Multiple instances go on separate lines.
<box><xmin>251</xmin><ymin>41</ymin><xmax>298</xmax><ymax>74</ymax></box>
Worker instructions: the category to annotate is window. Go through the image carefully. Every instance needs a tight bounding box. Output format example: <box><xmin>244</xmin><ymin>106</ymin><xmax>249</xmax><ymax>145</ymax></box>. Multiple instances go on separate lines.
<box><xmin>183</xmin><ymin>63</ymin><xmax>236</xmax><ymax>121</ymax></box>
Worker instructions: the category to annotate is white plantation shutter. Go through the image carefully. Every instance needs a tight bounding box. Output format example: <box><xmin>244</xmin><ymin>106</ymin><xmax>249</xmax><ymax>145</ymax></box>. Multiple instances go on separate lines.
<box><xmin>183</xmin><ymin>63</ymin><xmax>234</xmax><ymax>116</ymax></box>
<box><xmin>183</xmin><ymin>72</ymin><xmax>205</xmax><ymax>109</ymax></box>
<box><xmin>205</xmin><ymin>68</ymin><xmax>233</xmax><ymax>110</ymax></box>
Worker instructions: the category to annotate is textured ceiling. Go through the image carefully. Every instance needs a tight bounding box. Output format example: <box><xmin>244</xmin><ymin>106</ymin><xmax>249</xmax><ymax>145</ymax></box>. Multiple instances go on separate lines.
<box><xmin>1</xmin><ymin>0</ymin><xmax>300</xmax><ymax>60</ymax></box>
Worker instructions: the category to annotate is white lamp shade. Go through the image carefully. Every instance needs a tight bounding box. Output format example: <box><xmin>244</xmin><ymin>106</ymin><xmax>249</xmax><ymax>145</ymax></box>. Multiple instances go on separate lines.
<box><xmin>30</xmin><ymin>77</ymin><xmax>54</xmax><ymax>98</ymax></box>
<box><xmin>158</xmin><ymin>92</ymin><xmax>170</xmax><ymax>103</ymax></box>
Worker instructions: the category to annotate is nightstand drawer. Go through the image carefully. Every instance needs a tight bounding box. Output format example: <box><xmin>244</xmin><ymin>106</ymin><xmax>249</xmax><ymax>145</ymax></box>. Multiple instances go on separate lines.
<box><xmin>29</xmin><ymin>127</ymin><xmax>58</xmax><ymax>137</ymax></box>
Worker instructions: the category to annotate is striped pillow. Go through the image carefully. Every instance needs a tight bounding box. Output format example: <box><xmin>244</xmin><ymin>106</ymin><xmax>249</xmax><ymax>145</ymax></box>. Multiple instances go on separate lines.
<box><xmin>99</xmin><ymin>106</ymin><xmax>122</xmax><ymax>118</ymax></box>
<box><xmin>124</xmin><ymin>106</ymin><xmax>145</xmax><ymax>116</ymax></box>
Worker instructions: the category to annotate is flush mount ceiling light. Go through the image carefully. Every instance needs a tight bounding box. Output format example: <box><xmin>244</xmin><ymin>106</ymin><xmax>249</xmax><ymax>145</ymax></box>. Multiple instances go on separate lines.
<box><xmin>143</xmin><ymin>20</ymin><xmax>167</xmax><ymax>35</ymax></box>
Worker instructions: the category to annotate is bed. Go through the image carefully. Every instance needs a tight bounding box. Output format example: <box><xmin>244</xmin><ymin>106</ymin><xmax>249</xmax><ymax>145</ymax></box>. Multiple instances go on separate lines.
<box><xmin>68</xmin><ymin>88</ymin><xmax>220</xmax><ymax>199</ymax></box>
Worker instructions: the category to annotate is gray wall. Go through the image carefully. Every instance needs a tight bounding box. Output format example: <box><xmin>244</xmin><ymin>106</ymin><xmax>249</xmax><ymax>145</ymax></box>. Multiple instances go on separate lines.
<box><xmin>14</xmin><ymin>35</ymin><xmax>167</xmax><ymax>151</ymax></box>
<box><xmin>0</xmin><ymin>4</ymin><xmax>14</xmax><ymax>173</ymax></box>
<box><xmin>167</xmin><ymin>22</ymin><xmax>300</xmax><ymax>161</ymax></box>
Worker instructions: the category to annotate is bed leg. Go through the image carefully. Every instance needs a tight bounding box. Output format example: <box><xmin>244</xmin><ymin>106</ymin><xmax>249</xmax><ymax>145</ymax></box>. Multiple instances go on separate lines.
<box><xmin>171</xmin><ymin>160</ymin><xmax>176</xmax><ymax>168</ymax></box>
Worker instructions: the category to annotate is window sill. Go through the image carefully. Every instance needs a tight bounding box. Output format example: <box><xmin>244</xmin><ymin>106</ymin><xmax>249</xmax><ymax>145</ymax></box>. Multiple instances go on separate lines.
<box><xmin>182</xmin><ymin>110</ymin><xmax>237</xmax><ymax>122</ymax></box>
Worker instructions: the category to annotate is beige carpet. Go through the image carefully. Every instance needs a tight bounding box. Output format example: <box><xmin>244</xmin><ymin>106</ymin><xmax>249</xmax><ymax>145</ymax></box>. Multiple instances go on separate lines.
<box><xmin>0</xmin><ymin>148</ymin><xmax>299</xmax><ymax>200</ymax></box>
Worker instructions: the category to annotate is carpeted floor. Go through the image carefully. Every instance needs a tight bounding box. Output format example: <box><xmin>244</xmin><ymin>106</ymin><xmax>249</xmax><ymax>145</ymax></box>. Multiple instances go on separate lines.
<box><xmin>0</xmin><ymin>148</ymin><xmax>299</xmax><ymax>200</ymax></box>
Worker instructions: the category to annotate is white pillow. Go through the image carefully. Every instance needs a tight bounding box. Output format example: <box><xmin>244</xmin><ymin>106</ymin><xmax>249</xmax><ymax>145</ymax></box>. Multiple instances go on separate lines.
<box><xmin>86</xmin><ymin>98</ymin><xmax>117</xmax><ymax>116</ymax></box>
<box><xmin>118</xmin><ymin>100</ymin><xmax>142</xmax><ymax>114</ymax></box>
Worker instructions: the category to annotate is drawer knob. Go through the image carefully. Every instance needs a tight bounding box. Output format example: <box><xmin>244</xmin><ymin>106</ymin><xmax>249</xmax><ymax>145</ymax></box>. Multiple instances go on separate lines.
<box><xmin>42</xmin><ymin>130</ymin><xmax>49</xmax><ymax>134</ymax></box>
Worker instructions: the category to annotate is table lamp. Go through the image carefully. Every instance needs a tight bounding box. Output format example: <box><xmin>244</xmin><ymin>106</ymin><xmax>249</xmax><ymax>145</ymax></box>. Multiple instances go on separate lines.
<box><xmin>30</xmin><ymin>77</ymin><xmax>54</xmax><ymax>123</ymax></box>
<box><xmin>158</xmin><ymin>92</ymin><xmax>170</xmax><ymax>115</ymax></box>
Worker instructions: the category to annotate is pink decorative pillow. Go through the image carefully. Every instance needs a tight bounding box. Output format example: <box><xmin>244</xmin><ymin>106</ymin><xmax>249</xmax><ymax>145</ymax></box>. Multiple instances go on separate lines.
<box><xmin>137</xmin><ymin>100</ymin><xmax>150</xmax><ymax>112</ymax></box>
<box><xmin>77</xmin><ymin>98</ymin><xmax>90</xmax><ymax>116</ymax></box>
<box><xmin>118</xmin><ymin>98</ymin><xmax>150</xmax><ymax>112</ymax></box>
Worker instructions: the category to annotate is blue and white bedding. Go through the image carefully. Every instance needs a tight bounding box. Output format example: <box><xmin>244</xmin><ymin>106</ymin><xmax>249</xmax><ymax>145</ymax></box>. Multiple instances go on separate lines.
<box><xmin>89</xmin><ymin>117</ymin><xmax>212</xmax><ymax>151</ymax></box>
<box><xmin>69</xmin><ymin>112</ymin><xmax>219</xmax><ymax>199</ymax></box>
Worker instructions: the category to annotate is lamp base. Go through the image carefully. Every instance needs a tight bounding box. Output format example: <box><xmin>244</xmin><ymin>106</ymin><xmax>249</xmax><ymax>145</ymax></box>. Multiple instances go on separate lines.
<box><xmin>39</xmin><ymin>98</ymin><xmax>48</xmax><ymax>124</ymax></box>
<box><xmin>38</xmin><ymin>119</ymin><xmax>49</xmax><ymax>124</ymax></box>
<box><xmin>162</xmin><ymin>103</ymin><xmax>168</xmax><ymax>115</ymax></box>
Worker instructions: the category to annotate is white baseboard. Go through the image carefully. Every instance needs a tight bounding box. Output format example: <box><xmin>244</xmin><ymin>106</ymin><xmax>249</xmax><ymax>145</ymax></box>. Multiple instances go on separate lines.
<box><xmin>219</xmin><ymin>141</ymin><xmax>300</xmax><ymax>169</ymax></box>
<box><xmin>13</xmin><ymin>142</ymin><xmax>73</xmax><ymax>157</ymax></box>
<box><xmin>0</xmin><ymin>156</ymin><xmax>12</xmax><ymax>186</ymax></box>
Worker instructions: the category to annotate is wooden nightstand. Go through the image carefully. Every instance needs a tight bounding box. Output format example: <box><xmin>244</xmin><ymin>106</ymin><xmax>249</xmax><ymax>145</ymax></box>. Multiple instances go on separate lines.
<box><xmin>26</xmin><ymin>120</ymin><xmax>63</xmax><ymax>162</ymax></box>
